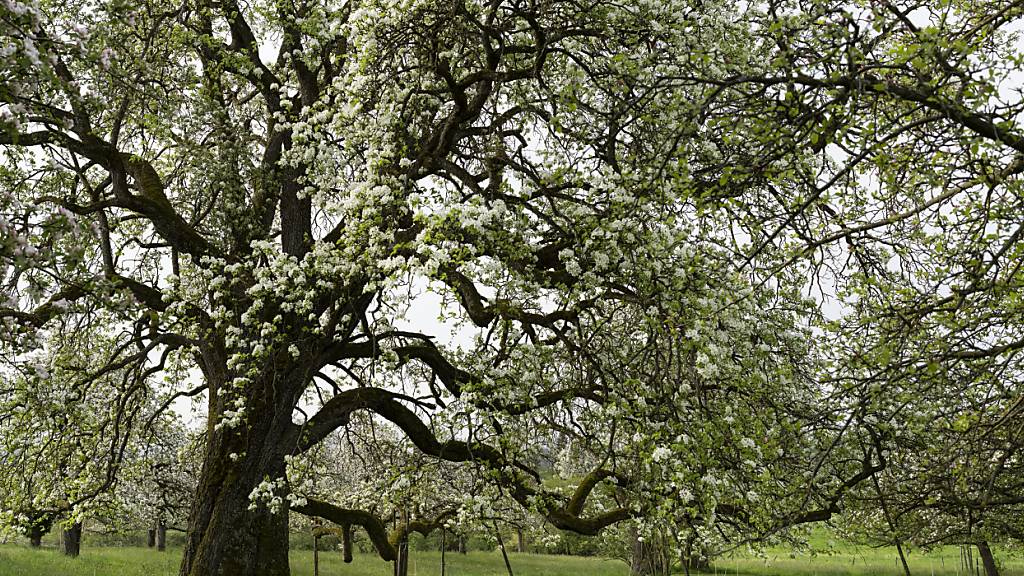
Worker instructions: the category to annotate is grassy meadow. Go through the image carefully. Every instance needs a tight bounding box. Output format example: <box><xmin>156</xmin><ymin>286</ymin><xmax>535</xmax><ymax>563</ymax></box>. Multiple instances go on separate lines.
<box><xmin>712</xmin><ymin>535</ymin><xmax>1024</xmax><ymax>576</ymax></box>
<box><xmin>1</xmin><ymin>535</ymin><xmax>1022</xmax><ymax>576</ymax></box>
<box><xmin>0</xmin><ymin>546</ymin><xmax>630</xmax><ymax>576</ymax></box>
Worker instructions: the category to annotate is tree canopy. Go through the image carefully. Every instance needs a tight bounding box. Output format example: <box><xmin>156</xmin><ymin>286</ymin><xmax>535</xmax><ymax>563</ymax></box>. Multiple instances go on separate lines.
<box><xmin>2</xmin><ymin>1</ymin><xmax>1024</xmax><ymax>575</ymax></box>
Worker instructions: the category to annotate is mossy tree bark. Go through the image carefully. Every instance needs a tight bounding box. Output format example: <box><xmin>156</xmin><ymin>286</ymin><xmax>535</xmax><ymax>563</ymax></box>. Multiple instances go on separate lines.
<box><xmin>178</xmin><ymin>377</ymin><xmax>297</xmax><ymax>576</ymax></box>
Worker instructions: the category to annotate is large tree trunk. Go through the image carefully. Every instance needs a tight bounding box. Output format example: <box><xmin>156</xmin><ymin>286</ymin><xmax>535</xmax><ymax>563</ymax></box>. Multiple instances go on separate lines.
<box><xmin>179</xmin><ymin>446</ymin><xmax>290</xmax><ymax>576</ymax></box>
<box><xmin>178</xmin><ymin>390</ymin><xmax>296</xmax><ymax>576</ymax></box>
<box><xmin>516</xmin><ymin>528</ymin><xmax>526</xmax><ymax>553</ymax></box>
<box><xmin>28</xmin><ymin>533</ymin><xmax>43</xmax><ymax>548</ymax></box>
<box><xmin>61</xmin><ymin>522</ymin><xmax>82</xmax><ymax>557</ymax></box>
<box><xmin>977</xmin><ymin>541</ymin><xmax>1000</xmax><ymax>576</ymax></box>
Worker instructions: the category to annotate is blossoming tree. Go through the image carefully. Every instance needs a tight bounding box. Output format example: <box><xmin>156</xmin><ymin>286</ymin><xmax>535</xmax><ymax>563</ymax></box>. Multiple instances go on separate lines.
<box><xmin>4</xmin><ymin>0</ymin><xmax>1024</xmax><ymax>575</ymax></box>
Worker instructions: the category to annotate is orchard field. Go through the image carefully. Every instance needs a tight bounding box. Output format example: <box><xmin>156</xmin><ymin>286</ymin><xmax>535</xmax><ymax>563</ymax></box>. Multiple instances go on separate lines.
<box><xmin>2</xmin><ymin>532</ymin><xmax>1023</xmax><ymax>576</ymax></box>
<box><xmin>0</xmin><ymin>546</ymin><xmax>626</xmax><ymax>576</ymax></box>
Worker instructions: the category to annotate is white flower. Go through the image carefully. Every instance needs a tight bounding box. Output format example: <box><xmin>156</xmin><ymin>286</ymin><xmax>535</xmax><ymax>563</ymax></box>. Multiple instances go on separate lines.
<box><xmin>99</xmin><ymin>47</ymin><xmax>115</xmax><ymax>70</ymax></box>
<box><xmin>651</xmin><ymin>446</ymin><xmax>672</xmax><ymax>463</ymax></box>
<box><xmin>21</xmin><ymin>37</ymin><xmax>41</xmax><ymax>67</ymax></box>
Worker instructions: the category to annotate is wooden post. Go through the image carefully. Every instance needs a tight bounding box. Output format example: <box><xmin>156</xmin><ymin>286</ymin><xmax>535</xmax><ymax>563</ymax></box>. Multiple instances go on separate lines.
<box><xmin>440</xmin><ymin>528</ymin><xmax>446</xmax><ymax>576</ymax></box>
<box><xmin>872</xmin><ymin>475</ymin><xmax>910</xmax><ymax>576</ymax></box>
<box><xmin>494</xmin><ymin>522</ymin><xmax>515</xmax><ymax>576</ymax></box>
<box><xmin>394</xmin><ymin>509</ymin><xmax>409</xmax><ymax>576</ymax></box>
<box><xmin>313</xmin><ymin>518</ymin><xmax>320</xmax><ymax>576</ymax></box>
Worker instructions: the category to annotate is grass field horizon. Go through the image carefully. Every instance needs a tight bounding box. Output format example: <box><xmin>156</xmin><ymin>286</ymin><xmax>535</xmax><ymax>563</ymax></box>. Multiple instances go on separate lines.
<box><xmin>0</xmin><ymin>545</ymin><xmax>632</xmax><ymax>576</ymax></box>
<box><xmin>1</xmin><ymin>531</ymin><xmax>1022</xmax><ymax>576</ymax></box>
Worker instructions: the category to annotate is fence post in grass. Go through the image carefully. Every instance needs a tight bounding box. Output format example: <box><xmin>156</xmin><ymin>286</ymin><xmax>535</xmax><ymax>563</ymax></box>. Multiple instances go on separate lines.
<box><xmin>494</xmin><ymin>521</ymin><xmax>515</xmax><ymax>576</ymax></box>
<box><xmin>394</xmin><ymin>509</ymin><xmax>410</xmax><ymax>576</ymax></box>
<box><xmin>313</xmin><ymin>517</ymin><xmax>320</xmax><ymax>576</ymax></box>
<box><xmin>440</xmin><ymin>527</ymin><xmax>446</xmax><ymax>576</ymax></box>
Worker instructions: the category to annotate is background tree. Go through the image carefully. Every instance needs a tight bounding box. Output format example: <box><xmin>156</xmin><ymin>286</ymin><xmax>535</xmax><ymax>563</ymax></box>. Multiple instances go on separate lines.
<box><xmin>90</xmin><ymin>412</ymin><xmax>200</xmax><ymax>551</ymax></box>
<box><xmin>840</xmin><ymin>364</ymin><xmax>1024</xmax><ymax>576</ymax></box>
<box><xmin>0</xmin><ymin>322</ymin><xmax>150</xmax><ymax>555</ymax></box>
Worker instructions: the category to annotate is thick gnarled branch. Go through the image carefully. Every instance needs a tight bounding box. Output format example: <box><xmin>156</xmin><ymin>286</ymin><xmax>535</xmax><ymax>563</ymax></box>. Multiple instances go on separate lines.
<box><xmin>292</xmin><ymin>499</ymin><xmax>452</xmax><ymax>562</ymax></box>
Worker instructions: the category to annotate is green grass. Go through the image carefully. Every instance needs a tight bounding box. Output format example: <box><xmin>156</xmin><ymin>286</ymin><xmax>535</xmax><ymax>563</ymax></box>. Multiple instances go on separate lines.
<box><xmin>0</xmin><ymin>545</ymin><xmax>629</xmax><ymax>576</ymax></box>
<box><xmin>712</xmin><ymin>539</ymin><xmax>1024</xmax><ymax>576</ymax></box>
<box><xmin>2</xmin><ymin>540</ymin><xmax>1022</xmax><ymax>576</ymax></box>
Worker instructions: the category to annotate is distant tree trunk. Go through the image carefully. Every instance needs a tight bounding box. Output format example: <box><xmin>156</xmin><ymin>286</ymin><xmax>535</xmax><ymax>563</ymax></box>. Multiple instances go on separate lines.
<box><xmin>681</xmin><ymin>536</ymin><xmax>709</xmax><ymax>575</ymax></box>
<box><xmin>394</xmin><ymin>540</ymin><xmax>409</xmax><ymax>576</ymax></box>
<box><xmin>631</xmin><ymin>527</ymin><xmax>669</xmax><ymax>576</ymax></box>
<box><xmin>458</xmin><ymin>535</ymin><xmax>467</xmax><ymax>554</ymax></box>
<box><xmin>684</xmin><ymin>554</ymin><xmax>710</xmax><ymax>574</ymax></box>
<box><xmin>61</xmin><ymin>522</ymin><xmax>82</xmax><ymax>557</ymax></box>
<box><xmin>977</xmin><ymin>541</ymin><xmax>999</xmax><ymax>576</ymax></box>
<box><xmin>157</xmin><ymin>519</ymin><xmax>167</xmax><ymax>551</ymax></box>
<box><xmin>27</xmin><ymin>518</ymin><xmax>47</xmax><ymax>548</ymax></box>
<box><xmin>148</xmin><ymin>528</ymin><xmax>156</xmax><ymax>548</ymax></box>
<box><xmin>341</xmin><ymin>524</ymin><xmax>353</xmax><ymax>563</ymax></box>
<box><xmin>895</xmin><ymin>542</ymin><xmax>912</xmax><ymax>576</ymax></box>
<box><xmin>516</xmin><ymin>528</ymin><xmax>526</xmax><ymax>553</ymax></box>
